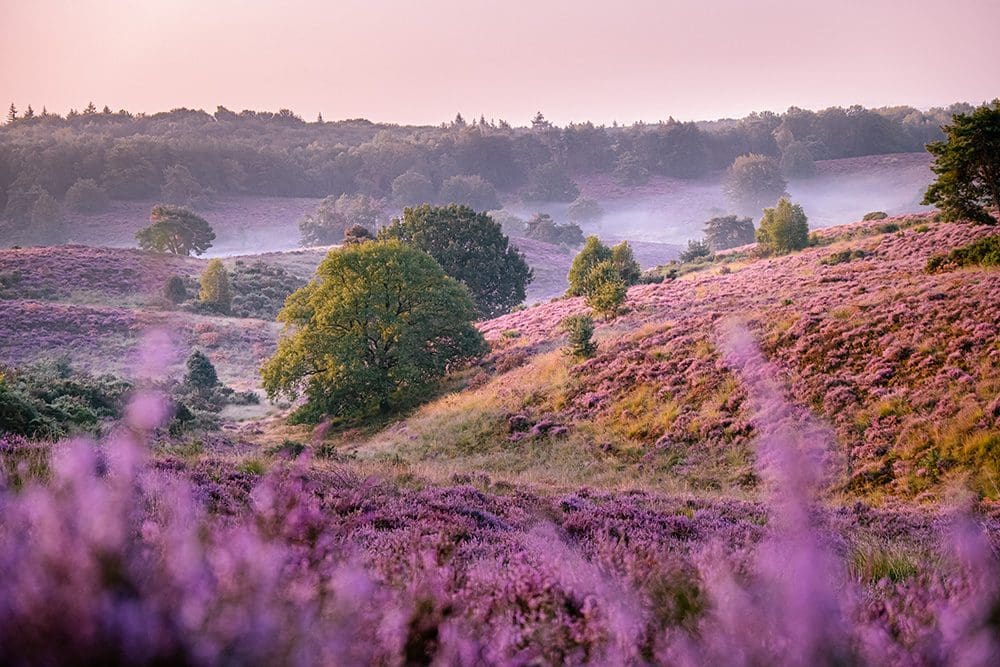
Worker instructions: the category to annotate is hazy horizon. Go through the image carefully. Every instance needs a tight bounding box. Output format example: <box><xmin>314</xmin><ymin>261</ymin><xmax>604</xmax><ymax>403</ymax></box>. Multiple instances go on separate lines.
<box><xmin>3</xmin><ymin>0</ymin><xmax>998</xmax><ymax>127</ymax></box>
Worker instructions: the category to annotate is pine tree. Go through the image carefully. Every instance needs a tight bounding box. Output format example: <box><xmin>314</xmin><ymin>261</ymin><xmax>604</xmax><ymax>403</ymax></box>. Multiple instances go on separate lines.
<box><xmin>7</xmin><ymin>103</ymin><xmax>16</xmax><ymax>123</ymax></box>
<box><xmin>185</xmin><ymin>350</ymin><xmax>219</xmax><ymax>389</ymax></box>
<box><xmin>23</xmin><ymin>105</ymin><xmax>34</xmax><ymax>119</ymax></box>
<box><xmin>317</xmin><ymin>112</ymin><xmax>324</xmax><ymax>123</ymax></box>
<box><xmin>83</xmin><ymin>101</ymin><xmax>97</xmax><ymax>115</ymax></box>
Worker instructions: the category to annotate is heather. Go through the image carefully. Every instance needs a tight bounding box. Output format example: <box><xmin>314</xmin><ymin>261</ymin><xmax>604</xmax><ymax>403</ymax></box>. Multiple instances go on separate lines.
<box><xmin>2</xmin><ymin>347</ymin><xmax>1000</xmax><ymax>665</ymax></box>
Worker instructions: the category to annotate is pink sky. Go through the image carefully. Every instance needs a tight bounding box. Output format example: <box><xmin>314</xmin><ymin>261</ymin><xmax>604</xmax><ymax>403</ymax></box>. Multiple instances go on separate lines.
<box><xmin>2</xmin><ymin>0</ymin><xmax>998</xmax><ymax>126</ymax></box>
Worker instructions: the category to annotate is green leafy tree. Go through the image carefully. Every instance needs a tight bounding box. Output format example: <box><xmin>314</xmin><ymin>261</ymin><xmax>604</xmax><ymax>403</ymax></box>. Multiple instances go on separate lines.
<box><xmin>438</xmin><ymin>175</ymin><xmax>501</xmax><ymax>211</ymax></box>
<box><xmin>724</xmin><ymin>154</ymin><xmax>788</xmax><ymax>215</ymax></box>
<box><xmin>584</xmin><ymin>261</ymin><xmax>627</xmax><ymax>319</ymax></box>
<box><xmin>704</xmin><ymin>215</ymin><xmax>756</xmax><ymax>251</ymax></box>
<box><xmin>567</xmin><ymin>197</ymin><xmax>604</xmax><ymax>225</ymax></box>
<box><xmin>199</xmin><ymin>258</ymin><xmax>232</xmax><ymax>314</ymax></box>
<box><xmin>299</xmin><ymin>194</ymin><xmax>383</xmax><ymax>245</ymax></box>
<box><xmin>161</xmin><ymin>164</ymin><xmax>211</xmax><ymax>208</ymax></box>
<box><xmin>922</xmin><ymin>100</ymin><xmax>1000</xmax><ymax>225</ymax></box>
<box><xmin>261</xmin><ymin>241</ymin><xmax>487</xmax><ymax>421</ymax></box>
<box><xmin>562</xmin><ymin>314</ymin><xmax>597</xmax><ymax>358</ymax></box>
<box><xmin>524</xmin><ymin>213</ymin><xmax>585</xmax><ymax>246</ymax></box>
<box><xmin>613</xmin><ymin>151</ymin><xmax>650</xmax><ymax>186</ymax></box>
<box><xmin>378</xmin><ymin>204</ymin><xmax>532</xmax><ymax>318</ymax></box>
<box><xmin>391</xmin><ymin>170</ymin><xmax>436</xmax><ymax>207</ymax></box>
<box><xmin>185</xmin><ymin>350</ymin><xmax>219</xmax><ymax>389</ymax></box>
<box><xmin>30</xmin><ymin>192</ymin><xmax>66</xmax><ymax>244</ymax></box>
<box><xmin>136</xmin><ymin>205</ymin><xmax>215</xmax><ymax>256</ymax></box>
<box><xmin>611</xmin><ymin>241</ymin><xmax>642</xmax><ymax>285</ymax></box>
<box><xmin>567</xmin><ymin>235</ymin><xmax>612</xmax><ymax>296</ymax></box>
<box><xmin>756</xmin><ymin>197</ymin><xmax>809</xmax><ymax>254</ymax></box>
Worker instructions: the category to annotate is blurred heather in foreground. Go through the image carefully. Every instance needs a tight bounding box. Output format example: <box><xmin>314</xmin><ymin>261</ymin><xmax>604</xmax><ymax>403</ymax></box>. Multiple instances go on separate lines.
<box><xmin>2</xmin><ymin>329</ymin><xmax>999</xmax><ymax>665</ymax></box>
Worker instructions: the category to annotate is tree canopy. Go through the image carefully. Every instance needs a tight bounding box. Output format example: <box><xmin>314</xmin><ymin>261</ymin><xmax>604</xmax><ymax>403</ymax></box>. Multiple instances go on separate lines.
<box><xmin>723</xmin><ymin>154</ymin><xmax>788</xmax><ymax>215</ymax></box>
<box><xmin>704</xmin><ymin>215</ymin><xmax>756</xmax><ymax>251</ymax></box>
<box><xmin>135</xmin><ymin>205</ymin><xmax>215</xmax><ymax>256</ymax></box>
<box><xmin>756</xmin><ymin>197</ymin><xmax>809</xmax><ymax>254</ymax></box>
<box><xmin>299</xmin><ymin>194</ymin><xmax>383</xmax><ymax>245</ymax></box>
<box><xmin>922</xmin><ymin>100</ymin><xmax>1000</xmax><ymax>225</ymax></box>
<box><xmin>568</xmin><ymin>236</ymin><xmax>641</xmax><ymax>295</ymax></box>
<box><xmin>261</xmin><ymin>240</ymin><xmax>487</xmax><ymax>422</ymax></box>
<box><xmin>378</xmin><ymin>204</ymin><xmax>532</xmax><ymax>318</ymax></box>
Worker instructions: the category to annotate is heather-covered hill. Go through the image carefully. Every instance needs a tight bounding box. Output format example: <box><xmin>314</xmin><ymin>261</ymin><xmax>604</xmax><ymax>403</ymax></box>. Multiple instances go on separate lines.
<box><xmin>353</xmin><ymin>214</ymin><xmax>1000</xmax><ymax>502</ymax></box>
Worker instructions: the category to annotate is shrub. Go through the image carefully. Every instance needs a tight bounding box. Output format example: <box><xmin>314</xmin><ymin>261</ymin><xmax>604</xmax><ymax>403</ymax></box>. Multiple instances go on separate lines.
<box><xmin>704</xmin><ymin>215</ymin><xmax>756</xmax><ymax>251</ymax></box>
<box><xmin>524</xmin><ymin>213</ymin><xmax>584</xmax><ymax>246</ymax></box>
<box><xmin>820</xmin><ymin>249</ymin><xmax>869</xmax><ymax>265</ymax></box>
<box><xmin>342</xmin><ymin>223</ymin><xmax>373</xmax><ymax>244</ymax></box>
<box><xmin>611</xmin><ymin>241</ymin><xmax>642</xmax><ymax>285</ymax></box>
<box><xmin>584</xmin><ymin>260</ymin><xmax>627</xmax><ymax>319</ymax></box>
<box><xmin>64</xmin><ymin>178</ymin><xmax>110</xmax><ymax>214</ymax></box>
<box><xmin>299</xmin><ymin>194</ymin><xmax>383</xmax><ymax>246</ymax></box>
<box><xmin>228</xmin><ymin>262</ymin><xmax>306</xmax><ymax>319</ymax></box>
<box><xmin>679</xmin><ymin>239</ymin><xmax>713</xmax><ymax>263</ymax></box>
<box><xmin>567</xmin><ymin>236</ymin><xmax>612</xmax><ymax>295</ymax></box>
<box><xmin>756</xmin><ymin>197</ymin><xmax>809</xmax><ymax>255</ymax></box>
<box><xmin>163</xmin><ymin>275</ymin><xmax>188</xmax><ymax>304</ymax></box>
<box><xmin>926</xmin><ymin>234</ymin><xmax>1000</xmax><ymax>272</ymax></box>
<box><xmin>184</xmin><ymin>350</ymin><xmax>219</xmax><ymax>389</ymax></box>
<box><xmin>562</xmin><ymin>314</ymin><xmax>597</xmax><ymax>358</ymax></box>
<box><xmin>862</xmin><ymin>211</ymin><xmax>888</xmax><ymax>221</ymax></box>
<box><xmin>199</xmin><ymin>259</ymin><xmax>232</xmax><ymax>314</ymax></box>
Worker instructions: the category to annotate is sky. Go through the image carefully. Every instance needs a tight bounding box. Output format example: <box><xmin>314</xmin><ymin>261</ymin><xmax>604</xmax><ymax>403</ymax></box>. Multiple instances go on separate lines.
<box><xmin>2</xmin><ymin>0</ymin><xmax>999</xmax><ymax>126</ymax></box>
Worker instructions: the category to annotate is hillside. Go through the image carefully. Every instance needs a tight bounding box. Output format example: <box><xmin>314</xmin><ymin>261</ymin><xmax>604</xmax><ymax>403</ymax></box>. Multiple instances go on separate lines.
<box><xmin>337</xmin><ymin>214</ymin><xmax>999</xmax><ymax>502</ymax></box>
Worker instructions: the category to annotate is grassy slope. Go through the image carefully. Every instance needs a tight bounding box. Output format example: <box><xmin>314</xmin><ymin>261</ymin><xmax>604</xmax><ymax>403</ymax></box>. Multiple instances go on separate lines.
<box><xmin>340</xmin><ymin>214</ymin><xmax>999</xmax><ymax>503</ymax></box>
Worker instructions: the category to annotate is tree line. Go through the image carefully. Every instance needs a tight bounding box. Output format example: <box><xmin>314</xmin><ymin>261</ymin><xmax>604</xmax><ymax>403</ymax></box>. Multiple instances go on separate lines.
<box><xmin>0</xmin><ymin>102</ymin><xmax>969</xmax><ymax>223</ymax></box>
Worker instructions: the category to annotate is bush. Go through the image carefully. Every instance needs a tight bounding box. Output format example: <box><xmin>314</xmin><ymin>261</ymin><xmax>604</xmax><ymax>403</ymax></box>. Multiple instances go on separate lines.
<box><xmin>926</xmin><ymin>234</ymin><xmax>1000</xmax><ymax>272</ymax></box>
<box><xmin>862</xmin><ymin>211</ymin><xmax>888</xmax><ymax>221</ymax></box>
<box><xmin>299</xmin><ymin>194</ymin><xmax>383</xmax><ymax>246</ymax></box>
<box><xmin>820</xmin><ymin>249</ymin><xmax>869</xmax><ymax>265</ymax></box>
<box><xmin>567</xmin><ymin>197</ymin><xmax>604</xmax><ymax>225</ymax></box>
<box><xmin>199</xmin><ymin>259</ymin><xmax>232</xmax><ymax>314</ymax></box>
<box><xmin>228</xmin><ymin>262</ymin><xmax>306</xmax><ymax>319</ymax></box>
<box><xmin>679</xmin><ymin>239</ymin><xmax>713</xmax><ymax>263</ymax></box>
<box><xmin>756</xmin><ymin>198</ymin><xmax>809</xmax><ymax>255</ymax></box>
<box><xmin>561</xmin><ymin>314</ymin><xmax>597</xmax><ymax>358</ymax></box>
<box><xmin>611</xmin><ymin>241</ymin><xmax>642</xmax><ymax>285</ymax></box>
<box><xmin>704</xmin><ymin>215</ymin><xmax>756</xmax><ymax>251</ymax></box>
<box><xmin>567</xmin><ymin>236</ymin><xmax>612</xmax><ymax>296</ymax></box>
<box><xmin>584</xmin><ymin>261</ymin><xmax>627</xmax><ymax>319</ymax></box>
<box><xmin>184</xmin><ymin>350</ymin><xmax>219</xmax><ymax>390</ymax></box>
<box><xmin>64</xmin><ymin>178</ymin><xmax>110</xmax><ymax>213</ymax></box>
<box><xmin>163</xmin><ymin>275</ymin><xmax>188</xmax><ymax>304</ymax></box>
<box><xmin>343</xmin><ymin>224</ymin><xmax>373</xmax><ymax>244</ymax></box>
<box><xmin>524</xmin><ymin>213</ymin><xmax>585</xmax><ymax>246</ymax></box>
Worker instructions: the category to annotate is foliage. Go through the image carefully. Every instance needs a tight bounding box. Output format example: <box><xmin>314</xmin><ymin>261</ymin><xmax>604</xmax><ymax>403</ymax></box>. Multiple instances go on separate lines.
<box><xmin>862</xmin><ymin>211</ymin><xmax>888</xmax><ymax>221</ymax></box>
<box><xmin>261</xmin><ymin>241</ymin><xmax>487</xmax><ymax>421</ymax></box>
<box><xmin>198</xmin><ymin>258</ymin><xmax>232</xmax><ymax>314</ymax></box>
<box><xmin>136</xmin><ymin>205</ymin><xmax>215</xmax><ymax>256</ymax></box>
<box><xmin>926</xmin><ymin>234</ymin><xmax>1000</xmax><ymax>272</ymax></box>
<box><xmin>922</xmin><ymin>100</ymin><xmax>1000</xmax><ymax>225</ymax></box>
<box><xmin>704</xmin><ymin>215</ymin><xmax>756</xmax><ymax>251</ymax></box>
<box><xmin>390</xmin><ymin>170</ymin><xmax>436</xmax><ymax>207</ymax></box>
<box><xmin>64</xmin><ymin>178</ymin><xmax>110</xmax><ymax>213</ymax></box>
<box><xmin>679</xmin><ymin>239</ymin><xmax>713</xmax><ymax>263</ymax></box>
<box><xmin>523</xmin><ymin>162</ymin><xmax>580</xmax><ymax>202</ymax></box>
<box><xmin>163</xmin><ymin>275</ymin><xmax>188</xmax><ymax>304</ymax></box>
<box><xmin>29</xmin><ymin>192</ymin><xmax>66</xmax><ymax>244</ymax></box>
<box><xmin>613</xmin><ymin>151</ymin><xmax>650</xmax><ymax>186</ymax></box>
<box><xmin>567</xmin><ymin>236</ymin><xmax>612</xmax><ymax>296</ymax></box>
<box><xmin>779</xmin><ymin>140</ymin><xmax>816</xmax><ymax>178</ymax></box>
<box><xmin>185</xmin><ymin>350</ymin><xmax>219</xmax><ymax>389</ymax></box>
<box><xmin>487</xmin><ymin>209</ymin><xmax>527</xmax><ymax>238</ymax></box>
<box><xmin>584</xmin><ymin>260</ymin><xmax>627</xmax><ymax>319</ymax></box>
<box><xmin>342</xmin><ymin>223</ymin><xmax>373</xmax><ymax>244</ymax></box>
<box><xmin>821</xmin><ymin>249</ymin><xmax>870</xmax><ymax>265</ymax></box>
<box><xmin>611</xmin><ymin>241</ymin><xmax>642</xmax><ymax>285</ymax></box>
<box><xmin>567</xmin><ymin>197</ymin><xmax>604</xmax><ymax>225</ymax></box>
<box><xmin>723</xmin><ymin>154</ymin><xmax>788</xmax><ymax>215</ymax></box>
<box><xmin>524</xmin><ymin>213</ymin><xmax>585</xmax><ymax>246</ymax></box>
<box><xmin>299</xmin><ymin>194</ymin><xmax>383</xmax><ymax>246</ymax></box>
<box><xmin>161</xmin><ymin>164</ymin><xmax>212</xmax><ymax>208</ymax></box>
<box><xmin>561</xmin><ymin>314</ymin><xmax>596</xmax><ymax>358</ymax></box>
<box><xmin>438</xmin><ymin>174</ymin><xmax>501</xmax><ymax>211</ymax></box>
<box><xmin>0</xmin><ymin>361</ymin><xmax>130</xmax><ymax>438</ymax></box>
<box><xmin>756</xmin><ymin>197</ymin><xmax>809</xmax><ymax>254</ymax></box>
<box><xmin>379</xmin><ymin>205</ymin><xmax>531</xmax><ymax>318</ymax></box>
<box><xmin>227</xmin><ymin>261</ymin><xmax>307</xmax><ymax>319</ymax></box>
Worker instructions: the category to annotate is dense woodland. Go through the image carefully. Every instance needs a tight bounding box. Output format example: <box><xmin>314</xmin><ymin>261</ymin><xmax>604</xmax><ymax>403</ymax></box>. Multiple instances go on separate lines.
<box><xmin>0</xmin><ymin>103</ymin><xmax>969</xmax><ymax>224</ymax></box>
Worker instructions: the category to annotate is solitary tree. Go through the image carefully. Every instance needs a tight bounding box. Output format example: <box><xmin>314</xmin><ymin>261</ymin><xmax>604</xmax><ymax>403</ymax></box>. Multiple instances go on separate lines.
<box><xmin>567</xmin><ymin>236</ymin><xmax>612</xmax><ymax>296</ymax></box>
<box><xmin>611</xmin><ymin>241</ymin><xmax>642</xmax><ymax>285</ymax></box>
<box><xmin>679</xmin><ymin>239</ymin><xmax>713</xmax><ymax>263</ymax></box>
<box><xmin>199</xmin><ymin>259</ymin><xmax>232</xmax><ymax>314</ymax></box>
<box><xmin>562</xmin><ymin>314</ymin><xmax>597</xmax><ymax>358</ymax></box>
<box><xmin>584</xmin><ymin>261</ymin><xmax>627</xmax><ymax>320</ymax></box>
<box><xmin>704</xmin><ymin>215</ymin><xmax>756</xmax><ymax>251</ymax></box>
<box><xmin>185</xmin><ymin>350</ymin><xmax>219</xmax><ymax>389</ymax></box>
<box><xmin>567</xmin><ymin>197</ymin><xmax>605</xmax><ymax>225</ymax></box>
<box><xmin>163</xmin><ymin>276</ymin><xmax>188</xmax><ymax>304</ymax></box>
<box><xmin>756</xmin><ymin>197</ymin><xmax>809</xmax><ymax>254</ymax></box>
<box><xmin>922</xmin><ymin>100</ymin><xmax>1000</xmax><ymax>225</ymax></box>
<box><xmin>136</xmin><ymin>205</ymin><xmax>215</xmax><ymax>255</ymax></box>
<box><xmin>6</xmin><ymin>103</ymin><xmax>16</xmax><ymax>123</ymax></box>
<box><xmin>261</xmin><ymin>241</ymin><xmax>487</xmax><ymax>421</ymax></box>
<box><xmin>724</xmin><ymin>154</ymin><xmax>788</xmax><ymax>215</ymax></box>
<box><xmin>299</xmin><ymin>194</ymin><xmax>383</xmax><ymax>245</ymax></box>
<box><xmin>378</xmin><ymin>204</ymin><xmax>532</xmax><ymax>318</ymax></box>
